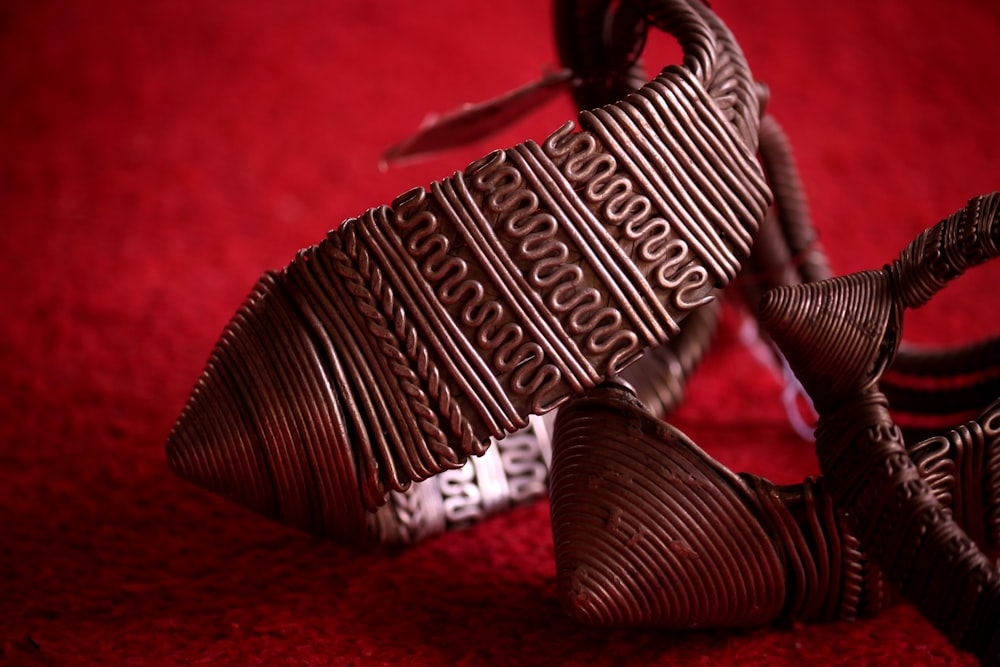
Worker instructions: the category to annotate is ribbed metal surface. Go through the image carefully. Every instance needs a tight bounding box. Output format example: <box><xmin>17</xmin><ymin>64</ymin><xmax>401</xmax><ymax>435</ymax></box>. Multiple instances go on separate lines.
<box><xmin>166</xmin><ymin>0</ymin><xmax>770</xmax><ymax>545</ymax></box>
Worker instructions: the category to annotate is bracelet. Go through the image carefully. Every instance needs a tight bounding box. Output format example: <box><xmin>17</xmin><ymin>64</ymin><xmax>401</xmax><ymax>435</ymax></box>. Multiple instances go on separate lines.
<box><xmin>164</xmin><ymin>0</ymin><xmax>1000</xmax><ymax>661</ymax></box>
<box><xmin>166</xmin><ymin>0</ymin><xmax>769</xmax><ymax>543</ymax></box>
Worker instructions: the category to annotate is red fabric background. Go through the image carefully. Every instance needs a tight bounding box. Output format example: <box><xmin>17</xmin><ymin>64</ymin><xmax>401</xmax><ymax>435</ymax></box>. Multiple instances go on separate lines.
<box><xmin>3</xmin><ymin>1</ymin><xmax>999</xmax><ymax>664</ymax></box>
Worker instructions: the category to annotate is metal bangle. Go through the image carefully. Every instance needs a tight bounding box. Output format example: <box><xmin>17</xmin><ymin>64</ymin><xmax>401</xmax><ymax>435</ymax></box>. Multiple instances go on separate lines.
<box><xmin>166</xmin><ymin>0</ymin><xmax>770</xmax><ymax>545</ymax></box>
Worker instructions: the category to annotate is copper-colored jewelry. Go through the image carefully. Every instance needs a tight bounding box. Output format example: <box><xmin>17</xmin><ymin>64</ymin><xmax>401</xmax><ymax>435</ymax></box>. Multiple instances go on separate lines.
<box><xmin>733</xmin><ymin>112</ymin><xmax>1000</xmax><ymax>444</ymax></box>
<box><xmin>166</xmin><ymin>0</ymin><xmax>770</xmax><ymax>544</ymax></box>
<box><xmin>163</xmin><ymin>0</ymin><xmax>999</xmax><ymax>658</ymax></box>
<box><xmin>373</xmin><ymin>103</ymin><xmax>867</xmax><ymax>546</ymax></box>
<box><xmin>550</xmin><ymin>194</ymin><xmax>1000</xmax><ymax>664</ymax></box>
<box><xmin>369</xmin><ymin>71</ymin><xmax>870</xmax><ymax>546</ymax></box>
<box><xmin>761</xmin><ymin>193</ymin><xmax>1000</xmax><ymax>664</ymax></box>
<box><xmin>550</xmin><ymin>379</ymin><xmax>999</xmax><ymax>628</ymax></box>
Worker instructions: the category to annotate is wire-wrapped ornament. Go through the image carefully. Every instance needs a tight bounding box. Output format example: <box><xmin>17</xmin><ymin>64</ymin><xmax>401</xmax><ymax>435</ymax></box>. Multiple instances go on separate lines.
<box><xmin>548</xmin><ymin>194</ymin><xmax>1000</xmax><ymax>664</ymax></box>
<box><xmin>760</xmin><ymin>193</ymin><xmax>1000</xmax><ymax>665</ymax></box>
<box><xmin>166</xmin><ymin>0</ymin><xmax>771</xmax><ymax>545</ymax></box>
<box><xmin>550</xmin><ymin>380</ymin><xmax>1000</xmax><ymax>630</ymax></box>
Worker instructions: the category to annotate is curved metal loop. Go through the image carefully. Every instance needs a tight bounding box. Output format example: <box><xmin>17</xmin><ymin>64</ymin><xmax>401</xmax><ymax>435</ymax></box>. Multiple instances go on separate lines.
<box><xmin>373</xmin><ymin>0</ymin><xmax>767</xmax><ymax>546</ymax></box>
<box><xmin>554</xmin><ymin>0</ymin><xmax>760</xmax><ymax>150</ymax></box>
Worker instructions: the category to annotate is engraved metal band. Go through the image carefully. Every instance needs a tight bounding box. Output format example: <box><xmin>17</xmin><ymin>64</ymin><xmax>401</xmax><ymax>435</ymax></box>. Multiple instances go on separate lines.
<box><xmin>371</xmin><ymin>413</ymin><xmax>553</xmax><ymax>545</ymax></box>
<box><xmin>165</xmin><ymin>0</ymin><xmax>769</xmax><ymax>544</ymax></box>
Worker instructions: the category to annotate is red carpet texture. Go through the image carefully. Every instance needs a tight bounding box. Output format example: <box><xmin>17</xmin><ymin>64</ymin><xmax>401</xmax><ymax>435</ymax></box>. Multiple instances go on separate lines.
<box><xmin>3</xmin><ymin>0</ymin><xmax>999</xmax><ymax>664</ymax></box>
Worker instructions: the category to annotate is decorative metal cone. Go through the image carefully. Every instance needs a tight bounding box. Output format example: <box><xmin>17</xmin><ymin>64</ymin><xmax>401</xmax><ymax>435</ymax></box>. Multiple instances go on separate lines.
<box><xmin>166</xmin><ymin>272</ymin><xmax>368</xmax><ymax>541</ymax></box>
<box><xmin>166</xmin><ymin>0</ymin><xmax>773</xmax><ymax>547</ymax></box>
<box><xmin>549</xmin><ymin>383</ymin><xmax>787</xmax><ymax>629</ymax></box>
<box><xmin>756</xmin><ymin>194</ymin><xmax>1000</xmax><ymax>666</ymax></box>
<box><xmin>756</xmin><ymin>270</ymin><xmax>895</xmax><ymax>410</ymax></box>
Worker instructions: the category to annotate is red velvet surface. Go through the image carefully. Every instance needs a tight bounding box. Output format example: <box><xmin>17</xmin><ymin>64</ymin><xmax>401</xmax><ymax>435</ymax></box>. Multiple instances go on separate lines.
<box><xmin>3</xmin><ymin>1</ymin><xmax>999</xmax><ymax>664</ymax></box>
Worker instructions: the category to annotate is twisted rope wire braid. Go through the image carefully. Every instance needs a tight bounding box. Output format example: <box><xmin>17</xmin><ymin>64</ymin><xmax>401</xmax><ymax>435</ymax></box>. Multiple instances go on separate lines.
<box><xmin>167</xmin><ymin>0</ymin><xmax>770</xmax><ymax>543</ymax></box>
